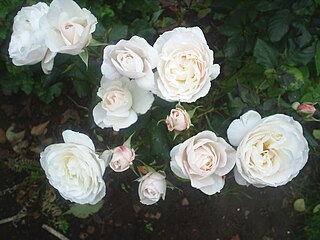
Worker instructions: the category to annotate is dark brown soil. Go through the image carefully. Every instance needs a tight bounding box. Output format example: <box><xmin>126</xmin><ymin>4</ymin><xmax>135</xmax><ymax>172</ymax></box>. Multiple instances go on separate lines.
<box><xmin>0</xmin><ymin>93</ymin><xmax>309</xmax><ymax>240</ymax></box>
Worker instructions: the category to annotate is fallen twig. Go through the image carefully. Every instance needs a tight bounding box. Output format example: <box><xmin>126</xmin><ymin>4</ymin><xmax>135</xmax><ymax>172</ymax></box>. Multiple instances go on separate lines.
<box><xmin>0</xmin><ymin>213</ymin><xmax>27</xmax><ymax>225</ymax></box>
<box><xmin>42</xmin><ymin>224</ymin><xmax>70</xmax><ymax>240</ymax></box>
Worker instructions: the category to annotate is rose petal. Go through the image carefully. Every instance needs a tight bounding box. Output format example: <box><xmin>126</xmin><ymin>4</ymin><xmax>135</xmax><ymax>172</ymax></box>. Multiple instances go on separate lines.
<box><xmin>227</xmin><ymin>110</ymin><xmax>262</xmax><ymax>147</ymax></box>
<box><xmin>62</xmin><ymin>130</ymin><xmax>95</xmax><ymax>151</ymax></box>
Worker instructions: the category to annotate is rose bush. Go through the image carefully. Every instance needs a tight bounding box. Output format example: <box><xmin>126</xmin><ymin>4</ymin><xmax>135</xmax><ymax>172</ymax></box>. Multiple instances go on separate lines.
<box><xmin>93</xmin><ymin>76</ymin><xmax>154</xmax><ymax>131</ymax></box>
<box><xmin>166</xmin><ymin>107</ymin><xmax>191</xmax><ymax>132</ymax></box>
<box><xmin>170</xmin><ymin>130</ymin><xmax>236</xmax><ymax>195</ymax></box>
<box><xmin>42</xmin><ymin>0</ymin><xmax>97</xmax><ymax>55</ymax></box>
<box><xmin>227</xmin><ymin>110</ymin><xmax>309</xmax><ymax>187</ymax></box>
<box><xmin>40</xmin><ymin>130</ymin><xmax>107</xmax><ymax>204</ymax></box>
<box><xmin>138</xmin><ymin>172</ymin><xmax>166</xmax><ymax>205</ymax></box>
<box><xmin>153</xmin><ymin>27</ymin><xmax>220</xmax><ymax>102</ymax></box>
<box><xmin>101</xmin><ymin>36</ymin><xmax>158</xmax><ymax>91</ymax></box>
<box><xmin>8</xmin><ymin>2</ymin><xmax>55</xmax><ymax>74</ymax></box>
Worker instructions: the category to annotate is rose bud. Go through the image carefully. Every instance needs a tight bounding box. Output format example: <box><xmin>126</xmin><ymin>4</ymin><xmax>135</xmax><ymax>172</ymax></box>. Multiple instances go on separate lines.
<box><xmin>297</xmin><ymin>103</ymin><xmax>316</xmax><ymax>117</ymax></box>
<box><xmin>166</xmin><ymin>108</ymin><xmax>191</xmax><ymax>132</ymax></box>
<box><xmin>109</xmin><ymin>145</ymin><xmax>135</xmax><ymax>172</ymax></box>
<box><xmin>138</xmin><ymin>172</ymin><xmax>166</xmax><ymax>205</ymax></box>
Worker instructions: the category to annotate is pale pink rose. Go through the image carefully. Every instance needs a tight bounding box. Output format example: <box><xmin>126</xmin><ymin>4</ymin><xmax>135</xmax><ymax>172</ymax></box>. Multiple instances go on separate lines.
<box><xmin>138</xmin><ymin>172</ymin><xmax>166</xmax><ymax>205</ymax></box>
<box><xmin>101</xmin><ymin>36</ymin><xmax>158</xmax><ymax>91</ymax></box>
<box><xmin>166</xmin><ymin>108</ymin><xmax>191</xmax><ymax>131</ymax></box>
<box><xmin>92</xmin><ymin>76</ymin><xmax>154</xmax><ymax>131</ymax></box>
<box><xmin>109</xmin><ymin>146</ymin><xmax>135</xmax><ymax>172</ymax></box>
<box><xmin>227</xmin><ymin>110</ymin><xmax>309</xmax><ymax>187</ymax></box>
<box><xmin>42</xmin><ymin>0</ymin><xmax>97</xmax><ymax>55</ymax></box>
<box><xmin>170</xmin><ymin>131</ymin><xmax>236</xmax><ymax>195</ymax></box>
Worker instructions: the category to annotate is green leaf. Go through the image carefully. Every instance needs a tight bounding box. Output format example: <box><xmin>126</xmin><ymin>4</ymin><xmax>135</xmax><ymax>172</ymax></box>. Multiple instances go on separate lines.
<box><xmin>278</xmin><ymin>65</ymin><xmax>304</xmax><ymax>91</ymax></box>
<box><xmin>79</xmin><ymin>49</ymin><xmax>89</xmax><ymax>69</ymax></box>
<box><xmin>149</xmin><ymin>120</ymin><xmax>170</xmax><ymax>161</ymax></box>
<box><xmin>315</xmin><ymin>41</ymin><xmax>320</xmax><ymax>76</ymax></box>
<box><xmin>227</xmin><ymin>93</ymin><xmax>246</xmax><ymax>117</ymax></box>
<box><xmin>65</xmin><ymin>200</ymin><xmax>104</xmax><ymax>219</ymax></box>
<box><xmin>73</xmin><ymin>79</ymin><xmax>89</xmax><ymax>98</ymax></box>
<box><xmin>198</xmin><ymin>8</ymin><xmax>211</xmax><ymax>18</ymax></box>
<box><xmin>88</xmin><ymin>38</ymin><xmax>107</xmax><ymax>47</ymax></box>
<box><xmin>218</xmin><ymin>25</ymin><xmax>242</xmax><ymax>37</ymax></box>
<box><xmin>253</xmin><ymin>38</ymin><xmax>280</xmax><ymax>68</ymax></box>
<box><xmin>286</xmin><ymin>39</ymin><xmax>315</xmax><ymax>66</ymax></box>
<box><xmin>224</xmin><ymin>36</ymin><xmax>245</xmax><ymax>58</ymax></box>
<box><xmin>268</xmin><ymin>9</ymin><xmax>291</xmax><ymax>42</ymax></box>
<box><xmin>123</xmin><ymin>132</ymin><xmax>135</xmax><ymax>148</ymax></box>
<box><xmin>109</xmin><ymin>23</ymin><xmax>128</xmax><ymax>41</ymax></box>
<box><xmin>313</xmin><ymin>204</ymin><xmax>320</xmax><ymax>213</ymax></box>
<box><xmin>255</xmin><ymin>1</ymin><xmax>280</xmax><ymax>12</ymax></box>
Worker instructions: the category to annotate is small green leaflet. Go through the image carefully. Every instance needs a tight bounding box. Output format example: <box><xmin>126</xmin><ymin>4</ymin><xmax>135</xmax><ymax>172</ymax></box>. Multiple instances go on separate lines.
<box><xmin>65</xmin><ymin>200</ymin><xmax>104</xmax><ymax>219</ymax></box>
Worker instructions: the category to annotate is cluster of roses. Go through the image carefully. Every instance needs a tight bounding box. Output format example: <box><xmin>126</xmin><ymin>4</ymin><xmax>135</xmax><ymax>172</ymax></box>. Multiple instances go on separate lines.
<box><xmin>9</xmin><ymin>0</ymin><xmax>310</xmax><ymax>206</ymax></box>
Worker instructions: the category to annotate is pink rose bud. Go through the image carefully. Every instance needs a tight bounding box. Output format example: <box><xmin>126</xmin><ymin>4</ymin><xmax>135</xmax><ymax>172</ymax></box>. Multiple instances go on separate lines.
<box><xmin>109</xmin><ymin>145</ymin><xmax>135</xmax><ymax>172</ymax></box>
<box><xmin>165</xmin><ymin>108</ymin><xmax>191</xmax><ymax>132</ymax></box>
<box><xmin>297</xmin><ymin>103</ymin><xmax>316</xmax><ymax>116</ymax></box>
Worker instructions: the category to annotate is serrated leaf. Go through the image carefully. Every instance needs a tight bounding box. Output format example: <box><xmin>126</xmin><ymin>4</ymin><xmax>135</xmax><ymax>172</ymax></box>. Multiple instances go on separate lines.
<box><xmin>286</xmin><ymin>39</ymin><xmax>315</xmax><ymax>66</ymax></box>
<box><xmin>315</xmin><ymin>41</ymin><xmax>320</xmax><ymax>76</ymax></box>
<box><xmin>268</xmin><ymin>9</ymin><xmax>291</xmax><ymax>42</ymax></box>
<box><xmin>65</xmin><ymin>200</ymin><xmax>104</xmax><ymax>219</ymax></box>
<box><xmin>253</xmin><ymin>38</ymin><xmax>280</xmax><ymax>68</ymax></box>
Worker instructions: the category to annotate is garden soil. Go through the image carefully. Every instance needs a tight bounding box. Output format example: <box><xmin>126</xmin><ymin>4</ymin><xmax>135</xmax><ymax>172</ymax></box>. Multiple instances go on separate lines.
<box><xmin>0</xmin><ymin>93</ymin><xmax>307</xmax><ymax>240</ymax></box>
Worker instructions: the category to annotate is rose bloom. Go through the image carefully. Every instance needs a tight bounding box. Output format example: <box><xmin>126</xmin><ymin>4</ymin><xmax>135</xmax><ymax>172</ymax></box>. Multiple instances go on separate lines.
<box><xmin>40</xmin><ymin>130</ymin><xmax>107</xmax><ymax>204</ymax></box>
<box><xmin>102</xmin><ymin>145</ymin><xmax>135</xmax><ymax>172</ymax></box>
<box><xmin>101</xmin><ymin>36</ymin><xmax>159</xmax><ymax>91</ymax></box>
<box><xmin>166</xmin><ymin>107</ymin><xmax>191</xmax><ymax>131</ymax></box>
<box><xmin>138</xmin><ymin>172</ymin><xmax>166</xmax><ymax>205</ymax></box>
<box><xmin>153</xmin><ymin>26</ymin><xmax>220</xmax><ymax>102</ymax></box>
<box><xmin>170</xmin><ymin>131</ymin><xmax>236</xmax><ymax>195</ymax></box>
<box><xmin>8</xmin><ymin>2</ymin><xmax>56</xmax><ymax>74</ymax></box>
<box><xmin>227</xmin><ymin>110</ymin><xmax>309</xmax><ymax>187</ymax></box>
<box><xmin>42</xmin><ymin>0</ymin><xmax>97</xmax><ymax>55</ymax></box>
<box><xmin>93</xmin><ymin>76</ymin><xmax>154</xmax><ymax>131</ymax></box>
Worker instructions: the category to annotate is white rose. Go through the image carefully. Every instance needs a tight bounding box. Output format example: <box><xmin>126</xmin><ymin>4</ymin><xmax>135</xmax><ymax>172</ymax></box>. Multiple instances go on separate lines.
<box><xmin>106</xmin><ymin>145</ymin><xmax>135</xmax><ymax>172</ymax></box>
<box><xmin>92</xmin><ymin>76</ymin><xmax>154</xmax><ymax>131</ymax></box>
<box><xmin>40</xmin><ymin>130</ymin><xmax>106</xmax><ymax>204</ymax></box>
<box><xmin>101</xmin><ymin>36</ymin><xmax>159</xmax><ymax>91</ymax></box>
<box><xmin>170</xmin><ymin>130</ymin><xmax>236</xmax><ymax>195</ymax></box>
<box><xmin>8</xmin><ymin>2</ymin><xmax>56</xmax><ymax>74</ymax></box>
<box><xmin>153</xmin><ymin>26</ymin><xmax>220</xmax><ymax>103</ymax></box>
<box><xmin>43</xmin><ymin>0</ymin><xmax>97</xmax><ymax>55</ymax></box>
<box><xmin>166</xmin><ymin>107</ymin><xmax>191</xmax><ymax>131</ymax></box>
<box><xmin>227</xmin><ymin>110</ymin><xmax>309</xmax><ymax>187</ymax></box>
<box><xmin>138</xmin><ymin>172</ymin><xmax>166</xmax><ymax>205</ymax></box>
